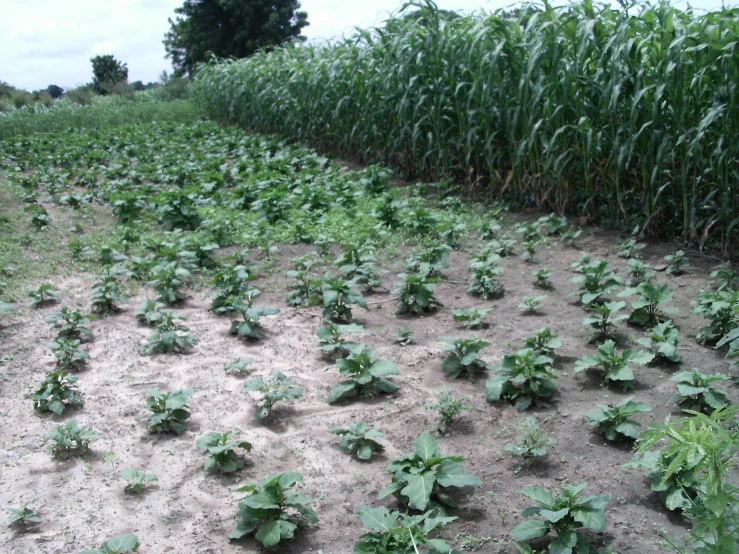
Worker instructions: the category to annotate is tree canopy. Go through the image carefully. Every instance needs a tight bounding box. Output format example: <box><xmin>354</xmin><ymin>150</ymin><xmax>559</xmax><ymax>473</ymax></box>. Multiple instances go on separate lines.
<box><xmin>91</xmin><ymin>55</ymin><xmax>129</xmax><ymax>95</ymax></box>
<box><xmin>164</xmin><ymin>0</ymin><xmax>309</xmax><ymax>76</ymax></box>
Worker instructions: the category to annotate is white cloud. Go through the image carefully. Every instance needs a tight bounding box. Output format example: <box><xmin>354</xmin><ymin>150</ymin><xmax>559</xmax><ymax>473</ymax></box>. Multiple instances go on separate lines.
<box><xmin>0</xmin><ymin>0</ymin><xmax>731</xmax><ymax>91</ymax></box>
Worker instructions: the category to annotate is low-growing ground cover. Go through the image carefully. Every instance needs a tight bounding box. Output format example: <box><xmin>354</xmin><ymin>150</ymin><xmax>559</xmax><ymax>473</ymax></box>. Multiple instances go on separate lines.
<box><xmin>0</xmin><ymin>119</ymin><xmax>737</xmax><ymax>553</ymax></box>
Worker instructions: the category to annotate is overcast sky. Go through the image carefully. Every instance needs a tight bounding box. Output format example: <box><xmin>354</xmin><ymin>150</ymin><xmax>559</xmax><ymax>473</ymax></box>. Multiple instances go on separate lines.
<box><xmin>1</xmin><ymin>0</ymin><xmax>731</xmax><ymax>91</ymax></box>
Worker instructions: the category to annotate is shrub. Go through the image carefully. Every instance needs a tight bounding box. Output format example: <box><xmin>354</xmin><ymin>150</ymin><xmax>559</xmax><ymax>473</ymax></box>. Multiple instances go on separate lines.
<box><xmin>669</xmin><ymin>369</ymin><xmax>731</xmax><ymax>413</ymax></box>
<box><xmin>326</xmin><ymin>344</ymin><xmax>399</xmax><ymax>404</ymax></box>
<box><xmin>328</xmin><ymin>420</ymin><xmax>385</xmax><ymax>460</ymax></box>
<box><xmin>439</xmin><ymin>336</ymin><xmax>490</xmax><ymax>378</ymax></box>
<box><xmin>451</xmin><ymin>307</ymin><xmax>490</xmax><ymax>329</ymax></box>
<box><xmin>47</xmin><ymin>306</ymin><xmax>93</xmax><ymax>341</ymax></box>
<box><xmin>635</xmin><ymin>320</ymin><xmax>681</xmax><ymax>363</ymax></box>
<box><xmin>45</xmin><ymin>418</ymin><xmax>103</xmax><ymax>459</ymax></box>
<box><xmin>196</xmin><ymin>431</ymin><xmax>252</xmax><ymax>473</ymax></box>
<box><xmin>574</xmin><ymin>340</ymin><xmax>654</xmax><ymax>390</ymax></box>
<box><xmin>321</xmin><ymin>272</ymin><xmax>368</xmax><ymax>322</ymax></box>
<box><xmin>485</xmin><ymin>348</ymin><xmax>558</xmax><ymax>411</ymax></box>
<box><xmin>353</xmin><ymin>505</ymin><xmax>457</xmax><ymax>553</ymax></box>
<box><xmin>229</xmin><ymin>472</ymin><xmax>317</xmax><ymax>547</ymax></box>
<box><xmin>243</xmin><ymin>371</ymin><xmax>304</xmax><ymax>420</ymax></box>
<box><xmin>139</xmin><ymin>311</ymin><xmax>198</xmax><ymax>355</ymax></box>
<box><xmin>424</xmin><ymin>388</ymin><xmax>472</xmax><ymax>435</ymax></box>
<box><xmin>378</xmin><ymin>433</ymin><xmax>481</xmax><ymax>512</ymax></box>
<box><xmin>585</xmin><ymin>397</ymin><xmax>652</xmax><ymax>441</ymax></box>
<box><xmin>393</xmin><ymin>268</ymin><xmax>442</xmax><ymax>314</ymax></box>
<box><xmin>33</xmin><ymin>369</ymin><xmax>84</xmax><ymax>415</ymax></box>
<box><xmin>144</xmin><ymin>388</ymin><xmax>195</xmax><ymax>435</ymax></box>
<box><xmin>121</xmin><ymin>468</ymin><xmax>157</xmax><ymax>493</ymax></box>
<box><xmin>28</xmin><ymin>283</ymin><xmax>60</xmax><ymax>307</ymax></box>
<box><xmin>510</xmin><ymin>484</ymin><xmax>611</xmax><ymax>554</ymax></box>
<box><xmin>504</xmin><ymin>417</ymin><xmax>555</xmax><ymax>461</ymax></box>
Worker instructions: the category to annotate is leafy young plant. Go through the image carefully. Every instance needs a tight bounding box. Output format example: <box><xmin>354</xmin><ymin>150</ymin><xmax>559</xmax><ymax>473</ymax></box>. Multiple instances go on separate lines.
<box><xmin>485</xmin><ymin>348</ymin><xmax>558</xmax><ymax>411</ymax></box>
<box><xmin>377</xmin><ymin>433</ymin><xmax>481</xmax><ymax>512</ymax></box>
<box><xmin>626</xmin><ymin>258</ymin><xmax>654</xmax><ymax>286</ymax></box>
<box><xmin>664</xmin><ymin>249</ymin><xmax>686</xmax><ymax>276</ymax></box>
<box><xmin>7</xmin><ymin>500</ymin><xmax>40</xmax><ymax>527</ymax></box>
<box><xmin>144</xmin><ymin>388</ymin><xmax>196</xmax><ymax>435</ymax></box>
<box><xmin>321</xmin><ymin>272</ymin><xmax>368</xmax><ymax>322</ymax></box>
<box><xmin>504</xmin><ymin>417</ymin><xmax>555</xmax><ymax>461</ymax></box>
<box><xmin>574</xmin><ymin>340</ymin><xmax>654</xmax><ymax>390</ymax></box>
<box><xmin>519</xmin><ymin>294</ymin><xmax>546</xmax><ymax>314</ymax></box>
<box><xmin>148</xmin><ymin>261</ymin><xmax>192</xmax><ymax>304</ymax></box>
<box><xmin>328</xmin><ymin>420</ymin><xmax>385</xmax><ymax>460</ymax></box>
<box><xmin>353</xmin><ymin>505</ymin><xmax>459</xmax><ymax>554</ymax></box>
<box><xmin>243</xmin><ymin>371</ymin><xmax>304</xmax><ymax>420</ymax></box>
<box><xmin>316</xmin><ymin>322</ymin><xmax>366</xmax><ymax>356</ymax></box>
<box><xmin>467</xmin><ymin>255</ymin><xmax>505</xmax><ymax>299</ymax></box>
<box><xmin>208</xmin><ymin>262</ymin><xmax>259</xmax><ymax>311</ymax></box>
<box><xmin>285</xmin><ymin>255</ymin><xmax>321</xmax><ymax>307</ymax></box>
<box><xmin>133</xmin><ymin>299</ymin><xmax>166</xmax><ymax>326</ymax></box>
<box><xmin>618</xmin><ymin>281</ymin><xmax>678</xmax><ymax>326</ymax></box>
<box><xmin>439</xmin><ymin>336</ymin><xmax>490</xmax><ymax>378</ymax></box>
<box><xmin>669</xmin><ymin>369</ymin><xmax>731</xmax><ymax>413</ymax></box>
<box><xmin>196</xmin><ymin>431</ymin><xmax>253</xmax><ymax>473</ymax></box>
<box><xmin>47</xmin><ymin>306</ymin><xmax>93</xmax><ymax>341</ymax></box>
<box><xmin>510</xmin><ymin>483</ymin><xmax>611</xmax><ymax>554</ymax></box>
<box><xmin>406</xmin><ymin>244</ymin><xmax>450</xmax><ymax>279</ymax></box>
<box><xmin>582</xmin><ymin>301</ymin><xmax>628</xmax><ymax>342</ymax></box>
<box><xmin>585</xmin><ymin>397</ymin><xmax>652</xmax><ymax>441</ymax></box>
<box><xmin>521</xmin><ymin>327</ymin><xmax>563</xmax><ymax>358</ymax></box>
<box><xmin>424</xmin><ymin>388</ymin><xmax>472</xmax><ymax>435</ymax></box>
<box><xmin>121</xmin><ymin>468</ymin><xmax>157</xmax><ymax>493</ymax></box>
<box><xmin>89</xmin><ymin>269</ymin><xmax>128</xmax><ymax>314</ymax></box>
<box><xmin>28</xmin><ymin>283</ymin><xmax>60</xmax><ymax>307</ymax></box>
<box><xmin>326</xmin><ymin>343</ymin><xmax>400</xmax><ymax>404</ymax></box>
<box><xmin>451</xmin><ymin>307</ymin><xmax>490</xmax><ymax>330</ymax></box>
<box><xmin>228</xmin><ymin>289</ymin><xmax>280</xmax><ymax>340</ymax></box>
<box><xmin>225</xmin><ymin>358</ymin><xmax>253</xmax><ymax>374</ymax></box>
<box><xmin>560</xmin><ymin>227</ymin><xmax>582</xmax><ymax>247</ymax></box>
<box><xmin>396</xmin><ymin>327</ymin><xmax>414</xmax><ymax>345</ymax></box>
<box><xmin>139</xmin><ymin>311</ymin><xmax>198</xmax><ymax>355</ymax></box>
<box><xmin>533</xmin><ymin>268</ymin><xmax>553</xmax><ymax>289</ymax></box>
<box><xmin>617</xmin><ymin>238</ymin><xmax>645</xmax><ymax>258</ymax></box>
<box><xmin>154</xmin><ymin>187</ymin><xmax>203</xmax><ymax>230</ymax></box>
<box><xmin>229</xmin><ymin>471</ymin><xmax>318</xmax><ymax>547</ymax></box>
<box><xmin>33</xmin><ymin>368</ymin><xmax>84</xmax><ymax>415</ymax></box>
<box><xmin>692</xmin><ymin>287</ymin><xmax>739</xmax><ymax>344</ymax></box>
<box><xmin>570</xmin><ymin>259</ymin><xmax>623</xmax><ymax>305</ymax></box>
<box><xmin>393</xmin><ymin>267</ymin><xmax>443</xmax><ymax>315</ymax></box>
<box><xmin>78</xmin><ymin>533</ymin><xmax>140</xmax><ymax>554</ymax></box>
<box><xmin>45</xmin><ymin>418</ymin><xmax>103</xmax><ymax>459</ymax></box>
<box><xmin>48</xmin><ymin>337</ymin><xmax>90</xmax><ymax>368</ymax></box>
<box><xmin>635</xmin><ymin>320</ymin><xmax>681</xmax><ymax>363</ymax></box>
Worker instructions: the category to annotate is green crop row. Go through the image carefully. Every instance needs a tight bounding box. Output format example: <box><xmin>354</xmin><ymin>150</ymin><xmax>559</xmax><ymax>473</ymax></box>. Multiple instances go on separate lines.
<box><xmin>191</xmin><ymin>0</ymin><xmax>739</xmax><ymax>254</ymax></box>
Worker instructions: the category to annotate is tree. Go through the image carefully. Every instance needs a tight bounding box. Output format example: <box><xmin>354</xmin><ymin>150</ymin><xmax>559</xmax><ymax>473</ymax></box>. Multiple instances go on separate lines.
<box><xmin>47</xmin><ymin>85</ymin><xmax>64</xmax><ymax>99</ymax></box>
<box><xmin>90</xmin><ymin>55</ymin><xmax>129</xmax><ymax>95</ymax></box>
<box><xmin>164</xmin><ymin>0</ymin><xmax>309</xmax><ymax>76</ymax></box>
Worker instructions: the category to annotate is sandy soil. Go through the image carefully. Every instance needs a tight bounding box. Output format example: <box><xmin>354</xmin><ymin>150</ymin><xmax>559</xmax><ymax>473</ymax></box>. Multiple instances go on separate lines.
<box><xmin>0</xmin><ymin>229</ymin><xmax>732</xmax><ymax>554</ymax></box>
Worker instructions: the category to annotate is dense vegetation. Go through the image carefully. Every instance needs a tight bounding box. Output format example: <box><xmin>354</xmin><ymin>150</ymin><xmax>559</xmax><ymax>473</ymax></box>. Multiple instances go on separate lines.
<box><xmin>192</xmin><ymin>0</ymin><xmax>739</xmax><ymax>254</ymax></box>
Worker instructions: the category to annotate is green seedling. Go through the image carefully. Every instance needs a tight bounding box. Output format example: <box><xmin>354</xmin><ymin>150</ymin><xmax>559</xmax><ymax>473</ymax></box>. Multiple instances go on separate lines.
<box><xmin>321</xmin><ymin>272</ymin><xmax>368</xmax><ymax>322</ymax></box>
<box><xmin>45</xmin><ymin>418</ymin><xmax>103</xmax><ymax>459</ymax></box>
<box><xmin>396</xmin><ymin>327</ymin><xmax>414</xmax><ymax>345</ymax></box>
<box><xmin>424</xmin><ymin>388</ymin><xmax>472</xmax><ymax>435</ymax></box>
<box><xmin>316</xmin><ymin>322</ymin><xmax>366</xmax><ymax>356</ymax></box>
<box><xmin>618</xmin><ymin>281</ymin><xmax>678</xmax><ymax>326</ymax></box>
<box><xmin>393</xmin><ymin>267</ymin><xmax>443</xmax><ymax>314</ymax></box>
<box><xmin>243</xmin><ymin>371</ymin><xmax>304</xmax><ymax>420</ymax></box>
<box><xmin>669</xmin><ymin>369</ymin><xmax>730</xmax><ymax>413</ymax></box>
<box><xmin>139</xmin><ymin>311</ymin><xmax>198</xmax><ymax>355</ymax></box>
<box><xmin>519</xmin><ymin>295</ymin><xmax>546</xmax><ymax>314</ymax></box>
<box><xmin>33</xmin><ymin>368</ymin><xmax>84</xmax><ymax>415</ymax></box>
<box><xmin>225</xmin><ymin>358</ymin><xmax>253</xmax><ymax>374</ymax></box>
<box><xmin>47</xmin><ymin>306</ymin><xmax>93</xmax><ymax>341</ymax></box>
<box><xmin>48</xmin><ymin>337</ymin><xmax>90</xmax><ymax>369</ymax></box>
<box><xmin>228</xmin><ymin>290</ymin><xmax>280</xmax><ymax>340</ymax></box>
<box><xmin>664</xmin><ymin>249</ymin><xmax>686</xmax><ymax>276</ymax></box>
<box><xmin>28</xmin><ymin>283</ymin><xmax>60</xmax><ymax>307</ymax></box>
<box><xmin>134</xmin><ymin>299</ymin><xmax>167</xmax><ymax>326</ymax></box>
<box><xmin>144</xmin><ymin>388</ymin><xmax>195</xmax><ymax>435</ymax></box>
<box><xmin>485</xmin><ymin>348</ymin><xmax>558</xmax><ymax>411</ymax></box>
<box><xmin>582</xmin><ymin>301</ymin><xmax>628</xmax><ymax>342</ymax></box>
<box><xmin>326</xmin><ymin>343</ymin><xmax>399</xmax><ymax>404</ymax></box>
<box><xmin>451</xmin><ymin>307</ymin><xmax>490</xmax><ymax>330</ymax></box>
<box><xmin>328</xmin><ymin>420</ymin><xmax>385</xmax><ymax>460</ymax></box>
<box><xmin>520</xmin><ymin>327</ymin><xmax>563</xmax><ymax>358</ymax></box>
<box><xmin>79</xmin><ymin>533</ymin><xmax>140</xmax><ymax>554</ymax></box>
<box><xmin>7</xmin><ymin>500</ymin><xmax>40</xmax><ymax>527</ymax></box>
<box><xmin>504</xmin><ymin>417</ymin><xmax>555</xmax><ymax>461</ymax></box>
<box><xmin>585</xmin><ymin>397</ymin><xmax>652</xmax><ymax>441</ymax></box>
<box><xmin>439</xmin><ymin>336</ymin><xmax>490</xmax><ymax>378</ymax></box>
<box><xmin>196</xmin><ymin>431</ymin><xmax>252</xmax><ymax>473</ymax></box>
<box><xmin>121</xmin><ymin>468</ymin><xmax>157</xmax><ymax>493</ymax></box>
<box><xmin>617</xmin><ymin>238</ymin><xmax>645</xmax><ymax>258</ymax></box>
<box><xmin>533</xmin><ymin>268</ymin><xmax>553</xmax><ymax>289</ymax></box>
<box><xmin>89</xmin><ymin>269</ymin><xmax>128</xmax><ymax>314</ymax></box>
<box><xmin>575</xmin><ymin>340</ymin><xmax>653</xmax><ymax>390</ymax></box>
<box><xmin>635</xmin><ymin>321</ymin><xmax>681</xmax><ymax>362</ymax></box>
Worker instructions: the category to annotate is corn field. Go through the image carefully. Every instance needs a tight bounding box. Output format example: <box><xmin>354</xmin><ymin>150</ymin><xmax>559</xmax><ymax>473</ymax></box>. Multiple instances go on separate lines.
<box><xmin>191</xmin><ymin>0</ymin><xmax>739</xmax><ymax>254</ymax></box>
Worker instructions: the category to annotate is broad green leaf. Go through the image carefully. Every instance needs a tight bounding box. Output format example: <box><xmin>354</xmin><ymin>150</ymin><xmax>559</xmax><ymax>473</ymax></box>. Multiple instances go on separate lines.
<box><xmin>401</xmin><ymin>470</ymin><xmax>436</xmax><ymax>510</ymax></box>
<box><xmin>510</xmin><ymin>519</ymin><xmax>549</xmax><ymax>540</ymax></box>
<box><xmin>255</xmin><ymin>520</ymin><xmax>282</xmax><ymax>547</ymax></box>
<box><xmin>435</xmin><ymin>459</ymin><xmax>480</xmax><ymax>488</ymax></box>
